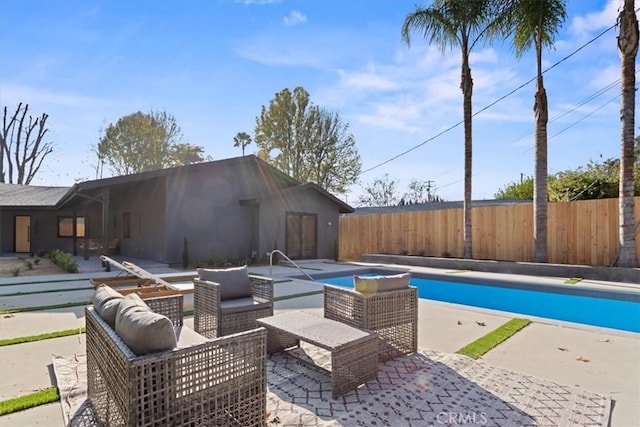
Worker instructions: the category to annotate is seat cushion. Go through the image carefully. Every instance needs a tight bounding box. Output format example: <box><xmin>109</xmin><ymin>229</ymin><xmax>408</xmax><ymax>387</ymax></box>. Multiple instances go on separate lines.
<box><xmin>175</xmin><ymin>326</ymin><xmax>208</xmax><ymax>348</ymax></box>
<box><xmin>354</xmin><ymin>272</ymin><xmax>411</xmax><ymax>294</ymax></box>
<box><xmin>197</xmin><ymin>266</ymin><xmax>253</xmax><ymax>300</ymax></box>
<box><xmin>91</xmin><ymin>284</ymin><xmax>124</xmax><ymax>328</ymax></box>
<box><xmin>220</xmin><ymin>297</ymin><xmax>271</xmax><ymax>314</ymax></box>
<box><xmin>115</xmin><ymin>294</ymin><xmax>177</xmax><ymax>356</ymax></box>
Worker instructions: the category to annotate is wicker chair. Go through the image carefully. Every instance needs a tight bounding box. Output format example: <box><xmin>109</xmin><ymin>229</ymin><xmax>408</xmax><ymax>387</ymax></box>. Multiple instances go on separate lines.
<box><xmin>194</xmin><ymin>274</ymin><xmax>274</xmax><ymax>339</ymax></box>
<box><xmin>323</xmin><ymin>284</ymin><xmax>418</xmax><ymax>362</ymax></box>
<box><xmin>86</xmin><ymin>294</ymin><xmax>267</xmax><ymax>427</ymax></box>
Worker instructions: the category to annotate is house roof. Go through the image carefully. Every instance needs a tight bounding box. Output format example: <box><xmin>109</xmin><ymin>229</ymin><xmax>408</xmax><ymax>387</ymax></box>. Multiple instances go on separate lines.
<box><xmin>240</xmin><ymin>182</ymin><xmax>354</xmax><ymax>213</ymax></box>
<box><xmin>56</xmin><ymin>155</ymin><xmax>298</xmax><ymax>207</ymax></box>
<box><xmin>1</xmin><ymin>156</ymin><xmax>352</xmax><ymax>213</ymax></box>
<box><xmin>349</xmin><ymin>199</ymin><xmax>531</xmax><ymax>216</ymax></box>
<box><xmin>0</xmin><ymin>183</ymin><xmax>71</xmax><ymax>208</ymax></box>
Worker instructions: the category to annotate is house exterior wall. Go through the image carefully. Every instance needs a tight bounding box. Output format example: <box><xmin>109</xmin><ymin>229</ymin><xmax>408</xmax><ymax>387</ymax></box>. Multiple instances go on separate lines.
<box><xmin>0</xmin><ymin>208</ymin><xmax>79</xmax><ymax>254</ymax></box>
<box><xmin>0</xmin><ymin>157</ymin><xmax>350</xmax><ymax>264</ymax></box>
<box><xmin>258</xmin><ymin>189</ymin><xmax>340</xmax><ymax>261</ymax></box>
<box><xmin>163</xmin><ymin>160</ymin><xmax>283</xmax><ymax>265</ymax></box>
<box><xmin>107</xmin><ymin>178</ymin><xmax>167</xmax><ymax>262</ymax></box>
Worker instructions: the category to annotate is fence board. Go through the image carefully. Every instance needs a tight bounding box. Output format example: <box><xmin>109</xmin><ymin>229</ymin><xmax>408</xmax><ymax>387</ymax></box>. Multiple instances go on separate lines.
<box><xmin>339</xmin><ymin>197</ymin><xmax>640</xmax><ymax>267</ymax></box>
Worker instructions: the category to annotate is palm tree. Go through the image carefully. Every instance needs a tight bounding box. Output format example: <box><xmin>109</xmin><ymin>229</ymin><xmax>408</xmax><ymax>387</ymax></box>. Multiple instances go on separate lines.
<box><xmin>402</xmin><ymin>0</ymin><xmax>504</xmax><ymax>259</ymax></box>
<box><xmin>502</xmin><ymin>0</ymin><xmax>567</xmax><ymax>263</ymax></box>
<box><xmin>233</xmin><ymin>132</ymin><xmax>252</xmax><ymax>156</ymax></box>
<box><xmin>617</xmin><ymin>0</ymin><xmax>638</xmax><ymax>267</ymax></box>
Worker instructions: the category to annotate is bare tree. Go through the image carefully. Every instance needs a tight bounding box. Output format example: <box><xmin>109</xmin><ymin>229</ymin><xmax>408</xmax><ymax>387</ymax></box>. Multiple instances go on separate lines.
<box><xmin>358</xmin><ymin>174</ymin><xmax>400</xmax><ymax>207</ymax></box>
<box><xmin>1</xmin><ymin>103</ymin><xmax>54</xmax><ymax>184</ymax></box>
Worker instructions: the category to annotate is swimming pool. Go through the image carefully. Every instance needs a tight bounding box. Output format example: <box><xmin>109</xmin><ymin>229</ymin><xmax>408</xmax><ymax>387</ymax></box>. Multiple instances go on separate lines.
<box><xmin>316</xmin><ymin>271</ymin><xmax>640</xmax><ymax>333</ymax></box>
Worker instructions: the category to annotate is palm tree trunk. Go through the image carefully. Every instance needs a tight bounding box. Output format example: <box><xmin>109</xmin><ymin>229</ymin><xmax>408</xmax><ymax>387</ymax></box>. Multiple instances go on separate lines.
<box><xmin>533</xmin><ymin>79</ymin><xmax>549</xmax><ymax>263</ymax></box>
<box><xmin>533</xmin><ymin>18</ymin><xmax>549</xmax><ymax>263</ymax></box>
<box><xmin>617</xmin><ymin>0</ymin><xmax>639</xmax><ymax>268</ymax></box>
<box><xmin>461</xmin><ymin>53</ymin><xmax>473</xmax><ymax>259</ymax></box>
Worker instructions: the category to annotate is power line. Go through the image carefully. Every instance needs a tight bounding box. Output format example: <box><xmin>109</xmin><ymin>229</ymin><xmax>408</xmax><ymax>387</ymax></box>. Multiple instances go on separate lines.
<box><xmin>360</xmin><ymin>18</ymin><xmax>618</xmax><ymax>176</ymax></box>
<box><xmin>508</xmin><ymin>77</ymin><xmax>622</xmax><ymax>146</ymax></box>
<box><xmin>429</xmin><ymin>86</ymin><xmax>629</xmax><ymax>193</ymax></box>
<box><xmin>510</xmin><ymin>69</ymin><xmax>639</xmax><ymax>146</ymax></box>
<box><xmin>548</xmin><ymin>94</ymin><xmax>620</xmax><ymax>140</ymax></box>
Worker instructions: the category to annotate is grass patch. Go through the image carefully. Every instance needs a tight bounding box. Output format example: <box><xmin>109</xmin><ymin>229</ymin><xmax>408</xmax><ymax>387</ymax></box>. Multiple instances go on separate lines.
<box><xmin>564</xmin><ymin>277</ymin><xmax>583</xmax><ymax>284</ymax></box>
<box><xmin>0</xmin><ymin>327</ymin><xmax>86</xmax><ymax>347</ymax></box>
<box><xmin>0</xmin><ymin>387</ymin><xmax>59</xmax><ymax>416</ymax></box>
<box><xmin>0</xmin><ymin>277</ymin><xmax>92</xmax><ymax>287</ymax></box>
<box><xmin>0</xmin><ymin>286</ymin><xmax>93</xmax><ymax>297</ymax></box>
<box><xmin>274</xmin><ymin>290</ymin><xmax>323</xmax><ymax>301</ymax></box>
<box><xmin>456</xmin><ymin>318</ymin><xmax>531</xmax><ymax>359</ymax></box>
<box><xmin>0</xmin><ymin>301</ymin><xmax>91</xmax><ymax>315</ymax></box>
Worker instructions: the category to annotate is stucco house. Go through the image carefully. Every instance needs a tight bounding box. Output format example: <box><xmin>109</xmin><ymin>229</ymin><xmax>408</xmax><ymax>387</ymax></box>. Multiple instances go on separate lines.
<box><xmin>0</xmin><ymin>155</ymin><xmax>353</xmax><ymax>264</ymax></box>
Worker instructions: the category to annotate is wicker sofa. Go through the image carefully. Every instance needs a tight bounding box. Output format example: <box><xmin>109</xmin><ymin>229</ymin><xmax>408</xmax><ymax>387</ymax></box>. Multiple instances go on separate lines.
<box><xmin>86</xmin><ymin>292</ymin><xmax>267</xmax><ymax>427</ymax></box>
<box><xmin>194</xmin><ymin>266</ymin><xmax>274</xmax><ymax>339</ymax></box>
<box><xmin>323</xmin><ymin>272</ymin><xmax>418</xmax><ymax>362</ymax></box>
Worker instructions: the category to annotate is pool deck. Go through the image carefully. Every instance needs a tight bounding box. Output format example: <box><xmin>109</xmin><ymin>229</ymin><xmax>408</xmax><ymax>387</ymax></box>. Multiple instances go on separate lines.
<box><xmin>0</xmin><ymin>257</ymin><xmax>638</xmax><ymax>426</ymax></box>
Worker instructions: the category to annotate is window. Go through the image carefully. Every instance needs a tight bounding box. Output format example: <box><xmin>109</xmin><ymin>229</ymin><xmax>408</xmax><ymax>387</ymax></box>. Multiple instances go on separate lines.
<box><xmin>123</xmin><ymin>212</ymin><xmax>131</xmax><ymax>239</ymax></box>
<box><xmin>58</xmin><ymin>217</ymin><xmax>85</xmax><ymax>238</ymax></box>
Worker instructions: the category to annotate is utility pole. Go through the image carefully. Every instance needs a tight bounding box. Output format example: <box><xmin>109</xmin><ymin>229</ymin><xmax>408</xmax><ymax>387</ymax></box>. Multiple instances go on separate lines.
<box><xmin>426</xmin><ymin>180</ymin><xmax>434</xmax><ymax>202</ymax></box>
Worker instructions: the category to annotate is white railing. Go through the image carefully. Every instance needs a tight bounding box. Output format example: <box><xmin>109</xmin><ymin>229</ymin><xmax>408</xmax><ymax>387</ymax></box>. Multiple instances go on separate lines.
<box><xmin>269</xmin><ymin>250</ymin><xmax>315</xmax><ymax>281</ymax></box>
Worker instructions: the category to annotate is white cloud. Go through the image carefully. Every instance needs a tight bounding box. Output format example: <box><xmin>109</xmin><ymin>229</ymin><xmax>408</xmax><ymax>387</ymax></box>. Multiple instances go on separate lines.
<box><xmin>235</xmin><ymin>46</ymin><xmax>320</xmax><ymax>67</ymax></box>
<box><xmin>586</xmin><ymin>64</ymin><xmax>621</xmax><ymax>90</ymax></box>
<box><xmin>338</xmin><ymin>68</ymin><xmax>398</xmax><ymax>91</ymax></box>
<box><xmin>283</xmin><ymin>10</ymin><xmax>307</xmax><ymax>27</ymax></box>
<box><xmin>0</xmin><ymin>82</ymin><xmax>111</xmax><ymax>109</ymax></box>
<box><xmin>355</xmin><ymin>99</ymin><xmax>424</xmax><ymax>133</ymax></box>
<box><xmin>570</xmin><ymin>0</ymin><xmax>622</xmax><ymax>36</ymax></box>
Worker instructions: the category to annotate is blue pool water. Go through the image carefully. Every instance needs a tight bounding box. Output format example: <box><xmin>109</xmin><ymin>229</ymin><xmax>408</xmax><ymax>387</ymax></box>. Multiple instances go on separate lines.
<box><xmin>318</xmin><ymin>274</ymin><xmax>640</xmax><ymax>333</ymax></box>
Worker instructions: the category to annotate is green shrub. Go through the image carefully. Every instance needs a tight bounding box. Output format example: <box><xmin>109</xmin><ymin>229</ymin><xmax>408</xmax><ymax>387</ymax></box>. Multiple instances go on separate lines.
<box><xmin>37</xmin><ymin>249</ymin><xmax>46</xmax><ymax>257</ymax></box>
<box><xmin>49</xmin><ymin>249</ymin><xmax>78</xmax><ymax>273</ymax></box>
<box><xmin>23</xmin><ymin>260</ymin><xmax>33</xmax><ymax>270</ymax></box>
<box><xmin>11</xmin><ymin>267</ymin><xmax>20</xmax><ymax>277</ymax></box>
<box><xmin>33</xmin><ymin>257</ymin><xmax>41</xmax><ymax>265</ymax></box>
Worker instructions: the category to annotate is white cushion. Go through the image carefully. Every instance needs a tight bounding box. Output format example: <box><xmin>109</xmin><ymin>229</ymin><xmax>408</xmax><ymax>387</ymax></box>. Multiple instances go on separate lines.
<box><xmin>175</xmin><ymin>326</ymin><xmax>208</xmax><ymax>348</ymax></box>
<box><xmin>354</xmin><ymin>272</ymin><xmax>411</xmax><ymax>294</ymax></box>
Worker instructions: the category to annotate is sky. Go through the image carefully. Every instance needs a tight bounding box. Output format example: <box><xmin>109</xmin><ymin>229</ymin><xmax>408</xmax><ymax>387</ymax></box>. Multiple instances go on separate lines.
<box><xmin>0</xmin><ymin>0</ymin><xmax>636</xmax><ymax>206</ymax></box>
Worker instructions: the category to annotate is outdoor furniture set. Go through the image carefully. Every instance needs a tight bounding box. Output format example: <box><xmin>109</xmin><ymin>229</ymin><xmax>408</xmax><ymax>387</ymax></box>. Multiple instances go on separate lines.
<box><xmin>86</xmin><ymin>286</ymin><xmax>267</xmax><ymax>427</ymax></box>
<box><xmin>86</xmin><ymin>264</ymin><xmax>418</xmax><ymax>425</ymax></box>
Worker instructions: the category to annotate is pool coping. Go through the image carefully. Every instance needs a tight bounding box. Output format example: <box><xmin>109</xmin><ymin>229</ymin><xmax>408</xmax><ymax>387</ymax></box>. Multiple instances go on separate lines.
<box><xmin>360</xmin><ymin>254</ymin><xmax>640</xmax><ymax>284</ymax></box>
<box><xmin>293</xmin><ymin>266</ymin><xmax>640</xmax><ymax>302</ymax></box>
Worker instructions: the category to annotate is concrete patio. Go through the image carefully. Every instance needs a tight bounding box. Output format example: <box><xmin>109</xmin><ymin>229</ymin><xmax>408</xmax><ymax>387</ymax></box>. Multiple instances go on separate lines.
<box><xmin>0</xmin><ymin>257</ymin><xmax>638</xmax><ymax>425</ymax></box>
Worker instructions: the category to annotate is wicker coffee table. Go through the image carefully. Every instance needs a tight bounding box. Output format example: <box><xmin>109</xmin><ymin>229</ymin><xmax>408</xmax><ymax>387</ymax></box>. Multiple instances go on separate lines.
<box><xmin>257</xmin><ymin>311</ymin><xmax>378</xmax><ymax>399</ymax></box>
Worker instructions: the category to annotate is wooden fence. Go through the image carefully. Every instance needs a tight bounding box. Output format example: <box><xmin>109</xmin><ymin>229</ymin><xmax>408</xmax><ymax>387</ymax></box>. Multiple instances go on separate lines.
<box><xmin>338</xmin><ymin>197</ymin><xmax>640</xmax><ymax>267</ymax></box>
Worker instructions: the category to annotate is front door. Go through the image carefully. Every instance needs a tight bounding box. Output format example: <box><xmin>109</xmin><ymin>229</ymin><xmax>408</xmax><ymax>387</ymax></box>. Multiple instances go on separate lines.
<box><xmin>15</xmin><ymin>216</ymin><xmax>31</xmax><ymax>253</ymax></box>
<box><xmin>286</xmin><ymin>212</ymin><xmax>317</xmax><ymax>259</ymax></box>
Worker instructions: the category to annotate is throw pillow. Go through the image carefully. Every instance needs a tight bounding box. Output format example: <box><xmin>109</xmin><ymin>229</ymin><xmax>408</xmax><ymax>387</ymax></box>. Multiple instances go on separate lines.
<box><xmin>115</xmin><ymin>293</ymin><xmax>177</xmax><ymax>356</ymax></box>
<box><xmin>91</xmin><ymin>284</ymin><xmax>124</xmax><ymax>328</ymax></box>
<box><xmin>354</xmin><ymin>272</ymin><xmax>411</xmax><ymax>294</ymax></box>
<box><xmin>197</xmin><ymin>265</ymin><xmax>253</xmax><ymax>300</ymax></box>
